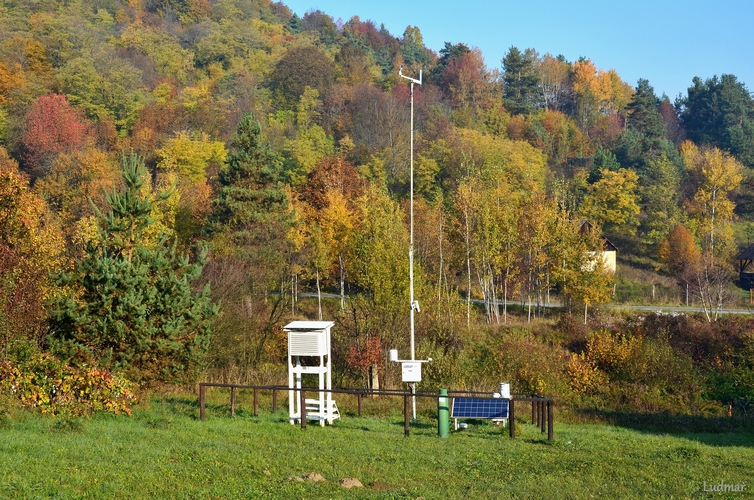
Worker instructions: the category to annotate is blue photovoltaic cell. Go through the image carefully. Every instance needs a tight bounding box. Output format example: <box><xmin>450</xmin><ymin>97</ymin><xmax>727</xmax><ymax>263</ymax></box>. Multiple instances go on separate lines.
<box><xmin>451</xmin><ymin>397</ymin><xmax>509</xmax><ymax>419</ymax></box>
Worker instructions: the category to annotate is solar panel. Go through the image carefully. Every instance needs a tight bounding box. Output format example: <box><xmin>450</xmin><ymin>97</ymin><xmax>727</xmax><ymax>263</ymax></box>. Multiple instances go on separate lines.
<box><xmin>451</xmin><ymin>397</ymin><xmax>509</xmax><ymax>419</ymax></box>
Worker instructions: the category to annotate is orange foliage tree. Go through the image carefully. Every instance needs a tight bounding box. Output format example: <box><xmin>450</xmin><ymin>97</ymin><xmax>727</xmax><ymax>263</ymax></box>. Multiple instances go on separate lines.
<box><xmin>21</xmin><ymin>94</ymin><xmax>91</xmax><ymax>177</ymax></box>
<box><xmin>33</xmin><ymin>148</ymin><xmax>119</xmax><ymax>253</ymax></box>
<box><xmin>658</xmin><ymin>224</ymin><xmax>701</xmax><ymax>275</ymax></box>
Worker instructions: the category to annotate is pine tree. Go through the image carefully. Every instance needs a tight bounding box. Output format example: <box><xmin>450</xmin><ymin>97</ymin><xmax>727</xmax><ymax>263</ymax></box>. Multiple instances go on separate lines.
<box><xmin>640</xmin><ymin>154</ymin><xmax>684</xmax><ymax>245</ymax></box>
<box><xmin>614</xmin><ymin>79</ymin><xmax>676</xmax><ymax>175</ymax></box>
<box><xmin>502</xmin><ymin>46</ymin><xmax>541</xmax><ymax>115</ymax></box>
<box><xmin>211</xmin><ymin>114</ymin><xmax>291</xmax><ymax>235</ymax></box>
<box><xmin>209</xmin><ymin>114</ymin><xmax>295</xmax><ymax>267</ymax></box>
<box><xmin>626</xmin><ymin>79</ymin><xmax>666</xmax><ymax>142</ymax></box>
<box><xmin>680</xmin><ymin>74</ymin><xmax>754</xmax><ymax>167</ymax></box>
<box><xmin>206</xmin><ymin>115</ymin><xmax>297</xmax><ymax>371</ymax></box>
<box><xmin>50</xmin><ymin>153</ymin><xmax>218</xmax><ymax>385</ymax></box>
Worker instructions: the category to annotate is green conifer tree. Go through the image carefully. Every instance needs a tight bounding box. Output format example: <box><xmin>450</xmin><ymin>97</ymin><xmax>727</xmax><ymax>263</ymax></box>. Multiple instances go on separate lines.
<box><xmin>209</xmin><ymin>114</ymin><xmax>295</xmax><ymax>270</ymax></box>
<box><xmin>502</xmin><ymin>46</ymin><xmax>541</xmax><ymax>115</ymax></box>
<box><xmin>50</xmin><ymin>154</ymin><xmax>218</xmax><ymax>385</ymax></box>
<box><xmin>206</xmin><ymin>114</ymin><xmax>296</xmax><ymax>371</ymax></box>
<box><xmin>211</xmin><ymin>114</ymin><xmax>291</xmax><ymax>235</ymax></box>
<box><xmin>626</xmin><ymin>79</ymin><xmax>667</xmax><ymax>143</ymax></box>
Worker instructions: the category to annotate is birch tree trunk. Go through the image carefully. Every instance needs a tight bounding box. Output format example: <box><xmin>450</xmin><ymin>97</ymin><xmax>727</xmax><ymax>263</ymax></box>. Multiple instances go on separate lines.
<box><xmin>316</xmin><ymin>268</ymin><xmax>322</xmax><ymax>320</ymax></box>
<box><xmin>339</xmin><ymin>253</ymin><xmax>345</xmax><ymax>312</ymax></box>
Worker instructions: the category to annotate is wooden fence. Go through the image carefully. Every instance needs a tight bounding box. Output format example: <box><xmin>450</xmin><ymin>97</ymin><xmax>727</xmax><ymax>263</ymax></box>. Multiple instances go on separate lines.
<box><xmin>197</xmin><ymin>383</ymin><xmax>554</xmax><ymax>441</ymax></box>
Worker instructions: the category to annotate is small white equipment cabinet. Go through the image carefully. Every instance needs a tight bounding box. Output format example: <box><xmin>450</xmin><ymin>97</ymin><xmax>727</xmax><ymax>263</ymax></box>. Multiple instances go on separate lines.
<box><xmin>285</xmin><ymin>321</ymin><xmax>340</xmax><ymax>426</ymax></box>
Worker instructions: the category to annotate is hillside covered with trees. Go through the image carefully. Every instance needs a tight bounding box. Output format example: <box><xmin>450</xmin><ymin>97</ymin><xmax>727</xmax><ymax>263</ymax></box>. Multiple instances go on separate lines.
<box><xmin>1</xmin><ymin>0</ymin><xmax>754</xmax><ymax>417</ymax></box>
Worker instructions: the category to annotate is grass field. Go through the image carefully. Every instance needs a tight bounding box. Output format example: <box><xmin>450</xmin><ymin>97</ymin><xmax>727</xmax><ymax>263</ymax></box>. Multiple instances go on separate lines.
<box><xmin>1</xmin><ymin>393</ymin><xmax>753</xmax><ymax>499</ymax></box>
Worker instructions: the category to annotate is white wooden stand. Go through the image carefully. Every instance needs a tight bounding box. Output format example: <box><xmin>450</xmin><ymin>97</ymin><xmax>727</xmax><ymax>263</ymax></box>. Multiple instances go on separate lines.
<box><xmin>285</xmin><ymin>321</ymin><xmax>339</xmax><ymax>426</ymax></box>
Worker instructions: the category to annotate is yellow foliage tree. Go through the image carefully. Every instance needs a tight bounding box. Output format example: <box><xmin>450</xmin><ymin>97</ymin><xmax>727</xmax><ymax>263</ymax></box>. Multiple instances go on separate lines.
<box><xmin>681</xmin><ymin>142</ymin><xmax>743</xmax><ymax>321</ymax></box>
<box><xmin>156</xmin><ymin>130</ymin><xmax>227</xmax><ymax>184</ymax></box>
<box><xmin>34</xmin><ymin>148</ymin><xmax>119</xmax><ymax>250</ymax></box>
<box><xmin>682</xmin><ymin>141</ymin><xmax>743</xmax><ymax>261</ymax></box>
<box><xmin>287</xmin><ymin>87</ymin><xmax>335</xmax><ymax>186</ymax></box>
<box><xmin>0</xmin><ymin>148</ymin><xmax>64</xmax><ymax>357</ymax></box>
<box><xmin>115</xmin><ymin>21</ymin><xmax>193</xmax><ymax>82</ymax></box>
<box><xmin>0</xmin><ymin>61</ymin><xmax>28</xmax><ymax>104</ymax></box>
<box><xmin>580</xmin><ymin>168</ymin><xmax>640</xmax><ymax>233</ymax></box>
<box><xmin>536</xmin><ymin>54</ymin><xmax>570</xmax><ymax>111</ymax></box>
<box><xmin>517</xmin><ymin>189</ymin><xmax>555</xmax><ymax>321</ymax></box>
<box><xmin>456</xmin><ymin>128</ymin><xmax>547</xmax><ymax>193</ymax></box>
<box><xmin>571</xmin><ymin>59</ymin><xmax>633</xmax><ymax>133</ymax></box>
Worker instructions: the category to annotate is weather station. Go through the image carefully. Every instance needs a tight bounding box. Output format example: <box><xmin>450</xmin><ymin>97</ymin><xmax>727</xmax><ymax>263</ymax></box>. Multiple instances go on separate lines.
<box><xmin>396</xmin><ymin>65</ymin><xmax>427</xmax><ymax>423</ymax></box>
<box><xmin>388</xmin><ymin>349</ymin><xmax>432</xmax><ymax>383</ymax></box>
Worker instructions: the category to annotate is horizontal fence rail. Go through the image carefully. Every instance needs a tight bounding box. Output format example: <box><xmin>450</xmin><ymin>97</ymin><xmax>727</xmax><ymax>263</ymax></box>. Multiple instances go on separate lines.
<box><xmin>197</xmin><ymin>382</ymin><xmax>554</xmax><ymax>441</ymax></box>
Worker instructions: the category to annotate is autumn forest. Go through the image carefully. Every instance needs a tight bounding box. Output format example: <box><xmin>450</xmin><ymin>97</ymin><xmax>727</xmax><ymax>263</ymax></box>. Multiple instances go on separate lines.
<box><xmin>2</xmin><ymin>0</ymin><xmax>754</xmax><ymax>417</ymax></box>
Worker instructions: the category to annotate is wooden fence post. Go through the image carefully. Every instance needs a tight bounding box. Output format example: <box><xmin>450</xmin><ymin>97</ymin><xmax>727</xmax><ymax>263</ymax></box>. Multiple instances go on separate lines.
<box><xmin>300</xmin><ymin>388</ymin><xmax>307</xmax><ymax>429</ymax></box>
<box><xmin>540</xmin><ymin>400</ymin><xmax>546</xmax><ymax>433</ymax></box>
<box><xmin>509</xmin><ymin>399</ymin><xmax>515</xmax><ymax>439</ymax></box>
<box><xmin>358</xmin><ymin>391</ymin><xmax>363</xmax><ymax>417</ymax></box>
<box><xmin>272</xmin><ymin>389</ymin><xmax>278</xmax><ymax>414</ymax></box>
<box><xmin>199</xmin><ymin>384</ymin><xmax>205</xmax><ymax>421</ymax></box>
<box><xmin>531</xmin><ymin>399</ymin><xmax>536</xmax><ymax>425</ymax></box>
<box><xmin>404</xmin><ymin>395</ymin><xmax>410</xmax><ymax>437</ymax></box>
<box><xmin>253</xmin><ymin>388</ymin><xmax>258</xmax><ymax>417</ymax></box>
<box><xmin>547</xmin><ymin>400</ymin><xmax>554</xmax><ymax>442</ymax></box>
<box><xmin>230</xmin><ymin>386</ymin><xmax>236</xmax><ymax>418</ymax></box>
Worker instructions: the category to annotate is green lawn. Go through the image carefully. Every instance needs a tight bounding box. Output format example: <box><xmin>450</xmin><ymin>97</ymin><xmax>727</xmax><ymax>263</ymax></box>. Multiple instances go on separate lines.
<box><xmin>1</xmin><ymin>395</ymin><xmax>753</xmax><ymax>499</ymax></box>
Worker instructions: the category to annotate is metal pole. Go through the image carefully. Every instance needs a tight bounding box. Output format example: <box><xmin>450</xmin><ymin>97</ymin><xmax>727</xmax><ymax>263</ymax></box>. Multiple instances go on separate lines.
<box><xmin>410</xmin><ymin>85</ymin><xmax>415</xmax><ymax>361</ymax></box>
<box><xmin>409</xmin><ymin>78</ymin><xmax>417</xmax><ymax>423</ymax></box>
<box><xmin>400</xmin><ymin>66</ymin><xmax>422</xmax><ymax>424</ymax></box>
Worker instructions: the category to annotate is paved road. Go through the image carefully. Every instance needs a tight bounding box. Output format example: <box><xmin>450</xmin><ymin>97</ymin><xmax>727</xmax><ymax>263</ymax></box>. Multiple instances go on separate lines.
<box><xmin>605</xmin><ymin>303</ymin><xmax>754</xmax><ymax>315</ymax></box>
<box><xmin>298</xmin><ymin>292</ymin><xmax>754</xmax><ymax>316</ymax></box>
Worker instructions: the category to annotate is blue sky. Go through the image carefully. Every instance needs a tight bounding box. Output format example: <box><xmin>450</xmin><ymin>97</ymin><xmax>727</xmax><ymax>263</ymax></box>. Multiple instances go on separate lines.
<box><xmin>282</xmin><ymin>0</ymin><xmax>754</xmax><ymax>101</ymax></box>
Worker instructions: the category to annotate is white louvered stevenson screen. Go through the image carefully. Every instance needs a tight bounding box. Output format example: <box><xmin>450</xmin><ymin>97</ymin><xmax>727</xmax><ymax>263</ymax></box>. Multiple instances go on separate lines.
<box><xmin>288</xmin><ymin>331</ymin><xmax>327</xmax><ymax>356</ymax></box>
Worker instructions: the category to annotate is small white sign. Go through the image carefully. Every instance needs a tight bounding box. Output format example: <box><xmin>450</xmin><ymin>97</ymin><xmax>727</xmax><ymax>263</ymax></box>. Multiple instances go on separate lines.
<box><xmin>402</xmin><ymin>362</ymin><xmax>422</xmax><ymax>382</ymax></box>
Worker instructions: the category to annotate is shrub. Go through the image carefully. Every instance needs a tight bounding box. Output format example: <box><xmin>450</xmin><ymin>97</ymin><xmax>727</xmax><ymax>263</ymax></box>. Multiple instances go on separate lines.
<box><xmin>486</xmin><ymin>328</ymin><xmax>571</xmax><ymax>398</ymax></box>
<box><xmin>555</xmin><ymin>313</ymin><xmax>588</xmax><ymax>350</ymax></box>
<box><xmin>574</xmin><ymin>325</ymin><xmax>704</xmax><ymax>413</ymax></box>
<box><xmin>420</xmin><ymin>342</ymin><xmax>461</xmax><ymax>388</ymax></box>
<box><xmin>584</xmin><ymin>329</ymin><xmax>641</xmax><ymax>379</ymax></box>
<box><xmin>706</xmin><ymin>368</ymin><xmax>754</xmax><ymax>414</ymax></box>
<box><xmin>642</xmin><ymin>313</ymin><xmax>750</xmax><ymax>367</ymax></box>
<box><xmin>0</xmin><ymin>353</ymin><xmax>134</xmax><ymax>416</ymax></box>
<box><xmin>566</xmin><ymin>352</ymin><xmax>608</xmax><ymax>395</ymax></box>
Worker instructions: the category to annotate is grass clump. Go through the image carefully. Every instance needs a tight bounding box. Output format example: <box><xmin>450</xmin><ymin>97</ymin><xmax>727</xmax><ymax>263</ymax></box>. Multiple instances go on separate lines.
<box><xmin>49</xmin><ymin>417</ymin><xmax>84</xmax><ymax>433</ymax></box>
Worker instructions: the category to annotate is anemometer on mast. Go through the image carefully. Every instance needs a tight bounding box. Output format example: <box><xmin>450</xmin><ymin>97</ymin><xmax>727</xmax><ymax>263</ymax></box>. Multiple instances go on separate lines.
<box><xmin>392</xmin><ymin>65</ymin><xmax>427</xmax><ymax>423</ymax></box>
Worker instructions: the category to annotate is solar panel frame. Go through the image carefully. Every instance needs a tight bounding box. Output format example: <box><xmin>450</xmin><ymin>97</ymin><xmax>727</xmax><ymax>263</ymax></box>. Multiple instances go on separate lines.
<box><xmin>451</xmin><ymin>397</ymin><xmax>509</xmax><ymax>419</ymax></box>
